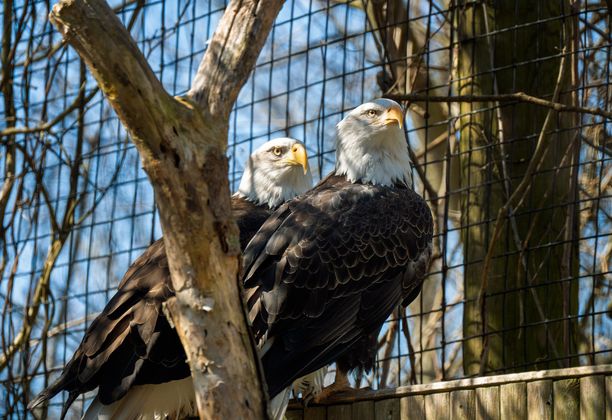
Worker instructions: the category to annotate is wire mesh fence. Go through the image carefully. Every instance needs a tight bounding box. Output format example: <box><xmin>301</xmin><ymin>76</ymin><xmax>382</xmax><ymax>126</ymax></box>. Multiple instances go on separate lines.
<box><xmin>0</xmin><ymin>0</ymin><xmax>610</xmax><ymax>418</ymax></box>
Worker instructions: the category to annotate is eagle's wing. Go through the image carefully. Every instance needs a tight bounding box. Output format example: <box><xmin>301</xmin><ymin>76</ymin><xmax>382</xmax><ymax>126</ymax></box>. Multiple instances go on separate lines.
<box><xmin>29</xmin><ymin>239</ymin><xmax>187</xmax><ymax>416</ymax></box>
<box><xmin>31</xmin><ymin>196</ymin><xmax>271</xmax><ymax>416</ymax></box>
<box><xmin>242</xmin><ymin>175</ymin><xmax>433</xmax><ymax>397</ymax></box>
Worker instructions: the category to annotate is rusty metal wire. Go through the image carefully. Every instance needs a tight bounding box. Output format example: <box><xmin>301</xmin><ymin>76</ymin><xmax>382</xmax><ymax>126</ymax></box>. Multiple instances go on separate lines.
<box><xmin>0</xmin><ymin>0</ymin><xmax>610</xmax><ymax>417</ymax></box>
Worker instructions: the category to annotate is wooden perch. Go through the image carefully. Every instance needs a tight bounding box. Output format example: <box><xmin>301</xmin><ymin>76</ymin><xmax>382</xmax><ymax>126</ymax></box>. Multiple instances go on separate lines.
<box><xmin>49</xmin><ymin>0</ymin><xmax>284</xmax><ymax>418</ymax></box>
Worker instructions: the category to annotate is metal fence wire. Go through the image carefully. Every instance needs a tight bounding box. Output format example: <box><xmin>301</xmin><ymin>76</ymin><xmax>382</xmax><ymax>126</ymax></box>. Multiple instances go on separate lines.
<box><xmin>1</xmin><ymin>0</ymin><xmax>610</xmax><ymax>418</ymax></box>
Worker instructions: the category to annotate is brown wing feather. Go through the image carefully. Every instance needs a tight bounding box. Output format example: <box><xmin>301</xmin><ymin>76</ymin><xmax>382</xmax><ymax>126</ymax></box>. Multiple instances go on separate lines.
<box><xmin>242</xmin><ymin>174</ymin><xmax>433</xmax><ymax>397</ymax></box>
<box><xmin>30</xmin><ymin>196</ymin><xmax>271</xmax><ymax>415</ymax></box>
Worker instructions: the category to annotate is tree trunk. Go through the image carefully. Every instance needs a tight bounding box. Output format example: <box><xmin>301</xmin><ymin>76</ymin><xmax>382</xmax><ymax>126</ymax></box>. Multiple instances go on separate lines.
<box><xmin>49</xmin><ymin>0</ymin><xmax>284</xmax><ymax>418</ymax></box>
<box><xmin>366</xmin><ymin>0</ymin><xmax>455</xmax><ymax>383</ymax></box>
<box><xmin>456</xmin><ymin>0</ymin><xmax>579</xmax><ymax>375</ymax></box>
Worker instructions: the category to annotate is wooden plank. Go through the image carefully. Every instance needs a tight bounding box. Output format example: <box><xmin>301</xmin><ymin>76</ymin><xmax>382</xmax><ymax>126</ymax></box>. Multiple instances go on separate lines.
<box><xmin>553</xmin><ymin>378</ymin><xmax>580</xmax><ymax>420</ymax></box>
<box><xmin>475</xmin><ymin>386</ymin><xmax>500</xmax><ymax>420</ymax></box>
<box><xmin>527</xmin><ymin>380</ymin><xmax>552</xmax><ymax>420</ymax></box>
<box><xmin>580</xmin><ymin>375</ymin><xmax>604</xmax><ymax>420</ymax></box>
<box><xmin>352</xmin><ymin>400</ymin><xmax>375</xmax><ymax>420</ymax></box>
<box><xmin>304</xmin><ymin>406</ymin><xmax>327</xmax><ymax>420</ymax></box>
<box><xmin>451</xmin><ymin>389</ymin><xmax>475</xmax><ymax>420</ymax></box>
<box><xmin>288</xmin><ymin>370</ymin><xmax>612</xmax><ymax>420</ymax></box>
<box><xmin>400</xmin><ymin>395</ymin><xmax>425</xmax><ymax>420</ymax></box>
<box><xmin>606</xmin><ymin>377</ymin><xmax>612</xmax><ymax>420</ymax></box>
<box><xmin>500</xmin><ymin>382</ymin><xmax>526</xmax><ymax>419</ymax></box>
<box><xmin>425</xmin><ymin>392</ymin><xmax>450</xmax><ymax>419</ymax></box>
<box><xmin>374</xmin><ymin>398</ymin><xmax>401</xmax><ymax>420</ymax></box>
<box><xmin>327</xmin><ymin>404</ymin><xmax>352</xmax><ymax>420</ymax></box>
<box><xmin>317</xmin><ymin>364</ymin><xmax>612</xmax><ymax>405</ymax></box>
<box><xmin>286</xmin><ymin>409</ymin><xmax>305</xmax><ymax>420</ymax></box>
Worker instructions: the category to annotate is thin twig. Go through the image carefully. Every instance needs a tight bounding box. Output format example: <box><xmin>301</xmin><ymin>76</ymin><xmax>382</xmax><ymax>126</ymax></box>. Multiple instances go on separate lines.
<box><xmin>0</xmin><ymin>238</ymin><xmax>66</xmax><ymax>370</ymax></box>
<box><xmin>400</xmin><ymin>310</ymin><xmax>418</xmax><ymax>385</ymax></box>
<box><xmin>379</xmin><ymin>317</ymin><xmax>399</xmax><ymax>388</ymax></box>
<box><xmin>478</xmin><ymin>47</ymin><xmax>568</xmax><ymax>303</ymax></box>
<box><xmin>0</xmin><ymin>85</ymin><xmax>98</xmax><ymax>137</ymax></box>
<box><xmin>414</xmin><ymin>125</ymin><xmax>457</xmax><ymax>160</ymax></box>
<box><xmin>388</xmin><ymin>91</ymin><xmax>612</xmax><ymax>120</ymax></box>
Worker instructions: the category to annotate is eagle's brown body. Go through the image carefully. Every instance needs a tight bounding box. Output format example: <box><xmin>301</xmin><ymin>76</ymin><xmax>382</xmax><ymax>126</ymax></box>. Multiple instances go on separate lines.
<box><xmin>243</xmin><ymin>174</ymin><xmax>433</xmax><ymax>398</ymax></box>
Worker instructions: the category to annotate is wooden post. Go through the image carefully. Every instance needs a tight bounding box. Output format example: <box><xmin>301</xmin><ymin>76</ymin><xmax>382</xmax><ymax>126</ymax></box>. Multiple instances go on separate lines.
<box><xmin>500</xmin><ymin>383</ymin><xmax>526</xmax><ymax>419</ymax></box>
<box><xmin>580</xmin><ymin>375</ymin><xmax>604</xmax><ymax>420</ymax></box>
<box><xmin>527</xmin><ymin>380</ymin><xmax>553</xmax><ymax>420</ymax></box>
<box><xmin>400</xmin><ymin>395</ymin><xmax>425</xmax><ymax>420</ymax></box>
<box><xmin>475</xmin><ymin>386</ymin><xmax>500</xmax><ymax>420</ymax></box>
<box><xmin>553</xmin><ymin>379</ymin><xmax>580</xmax><ymax>419</ymax></box>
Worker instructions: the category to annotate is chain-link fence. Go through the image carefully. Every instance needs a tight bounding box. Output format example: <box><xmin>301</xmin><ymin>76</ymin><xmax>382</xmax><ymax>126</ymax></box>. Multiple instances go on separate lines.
<box><xmin>1</xmin><ymin>0</ymin><xmax>610</xmax><ymax>418</ymax></box>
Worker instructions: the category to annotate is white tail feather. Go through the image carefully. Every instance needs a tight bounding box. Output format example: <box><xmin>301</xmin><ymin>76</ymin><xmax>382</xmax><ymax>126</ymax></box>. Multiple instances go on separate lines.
<box><xmin>292</xmin><ymin>367</ymin><xmax>327</xmax><ymax>399</ymax></box>
<box><xmin>81</xmin><ymin>368</ymin><xmax>326</xmax><ymax>420</ymax></box>
<box><xmin>267</xmin><ymin>367</ymin><xmax>328</xmax><ymax>420</ymax></box>
<box><xmin>82</xmin><ymin>378</ymin><xmax>196</xmax><ymax>420</ymax></box>
<box><xmin>269</xmin><ymin>387</ymin><xmax>291</xmax><ymax>420</ymax></box>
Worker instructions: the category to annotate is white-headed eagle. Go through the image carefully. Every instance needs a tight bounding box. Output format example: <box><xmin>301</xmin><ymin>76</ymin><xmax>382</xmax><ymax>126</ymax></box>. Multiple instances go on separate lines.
<box><xmin>28</xmin><ymin>138</ymin><xmax>312</xmax><ymax>419</ymax></box>
<box><xmin>243</xmin><ymin>99</ymin><xmax>433</xmax><ymax>416</ymax></box>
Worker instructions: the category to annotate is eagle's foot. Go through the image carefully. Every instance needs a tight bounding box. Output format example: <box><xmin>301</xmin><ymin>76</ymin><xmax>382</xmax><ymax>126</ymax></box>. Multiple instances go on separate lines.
<box><xmin>310</xmin><ymin>381</ymin><xmax>354</xmax><ymax>404</ymax></box>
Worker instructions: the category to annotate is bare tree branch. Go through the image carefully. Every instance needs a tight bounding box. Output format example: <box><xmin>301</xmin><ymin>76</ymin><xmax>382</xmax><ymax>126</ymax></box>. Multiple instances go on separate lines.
<box><xmin>388</xmin><ymin>91</ymin><xmax>612</xmax><ymax>120</ymax></box>
<box><xmin>0</xmin><ymin>85</ymin><xmax>98</xmax><ymax>137</ymax></box>
<box><xmin>188</xmin><ymin>0</ymin><xmax>285</xmax><ymax>118</ymax></box>
<box><xmin>478</xmin><ymin>48</ymin><xmax>568</xmax><ymax>300</ymax></box>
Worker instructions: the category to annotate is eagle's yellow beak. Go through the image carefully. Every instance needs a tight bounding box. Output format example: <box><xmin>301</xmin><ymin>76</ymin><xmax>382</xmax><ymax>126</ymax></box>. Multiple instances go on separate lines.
<box><xmin>384</xmin><ymin>105</ymin><xmax>404</xmax><ymax>129</ymax></box>
<box><xmin>285</xmin><ymin>143</ymin><xmax>309</xmax><ymax>174</ymax></box>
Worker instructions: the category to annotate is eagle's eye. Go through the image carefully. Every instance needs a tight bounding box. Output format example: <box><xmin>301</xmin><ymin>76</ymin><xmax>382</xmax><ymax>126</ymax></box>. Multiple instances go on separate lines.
<box><xmin>272</xmin><ymin>147</ymin><xmax>283</xmax><ymax>156</ymax></box>
<box><xmin>366</xmin><ymin>109</ymin><xmax>378</xmax><ymax>118</ymax></box>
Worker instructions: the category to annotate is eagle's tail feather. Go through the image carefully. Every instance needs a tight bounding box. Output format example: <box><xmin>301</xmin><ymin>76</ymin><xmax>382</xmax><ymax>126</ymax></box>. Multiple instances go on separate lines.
<box><xmin>82</xmin><ymin>378</ymin><xmax>196</xmax><ymax>420</ymax></box>
<box><xmin>28</xmin><ymin>378</ymin><xmax>78</xmax><ymax>420</ymax></box>
<box><xmin>82</xmin><ymin>397</ymin><xmax>109</xmax><ymax>420</ymax></box>
<box><xmin>82</xmin><ymin>394</ymin><xmax>148</xmax><ymax>420</ymax></box>
<box><xmin>269</xmin><ymin>386</ymin><xmax>291</xmax><ymax>420</ymax></box>
<box><xmin>27</xmin><ymin>388</ymin><xmax>54</xmax><ymax>411</ymax></box>
<box><xmin>292</xmin><ymin>367</ymin><xmax>327</xmax><ymax>401</ymax></box>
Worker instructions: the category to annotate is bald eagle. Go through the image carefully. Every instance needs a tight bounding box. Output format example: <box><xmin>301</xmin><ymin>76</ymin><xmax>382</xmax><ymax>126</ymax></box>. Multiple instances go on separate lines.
<box><xmin>28</xmin><ymin>138</ymin><xmax>312</xmax><ymax>420</ymax></box>
<box><xmin>243</xmin><ymin>99</ymin><xmax>433</xmax><ymax>416</ymax></box>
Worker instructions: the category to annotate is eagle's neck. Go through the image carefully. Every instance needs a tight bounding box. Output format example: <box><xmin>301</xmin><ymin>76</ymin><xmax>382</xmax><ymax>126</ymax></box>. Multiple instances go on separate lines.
<box><xmin>235</xmin><ymin>163</ymin><xmax>310</xmax><ymax>209</ymax></box>
<box><xmin>335</xmin><ymin>128</ymin><xmax>412</xmax><ymax>187</ymax></box>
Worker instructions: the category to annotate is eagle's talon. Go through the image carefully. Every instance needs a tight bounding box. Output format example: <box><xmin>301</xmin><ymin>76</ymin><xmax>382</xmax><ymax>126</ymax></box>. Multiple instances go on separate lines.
<box><xmin>301</xmin><ymin>392</ymin><xmax>315</xmax><ymax>407</ymax></box>
<box><xmin>311</xmin><ymin>382</ymin><xmax>355</xmax><ymax>404</ymax></box>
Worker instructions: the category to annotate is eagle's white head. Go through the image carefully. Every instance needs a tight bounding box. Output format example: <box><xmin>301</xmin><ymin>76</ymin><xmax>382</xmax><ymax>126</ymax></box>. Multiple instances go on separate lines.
<box><xmin>335</xmin><ymin>98</ymin><xmax>412</xmax><ymax>186</ymax></box>
<box><xmin>235</xmin><ymin>137</ymin><xmax>313</xmax><ymax>208</ymax></box>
